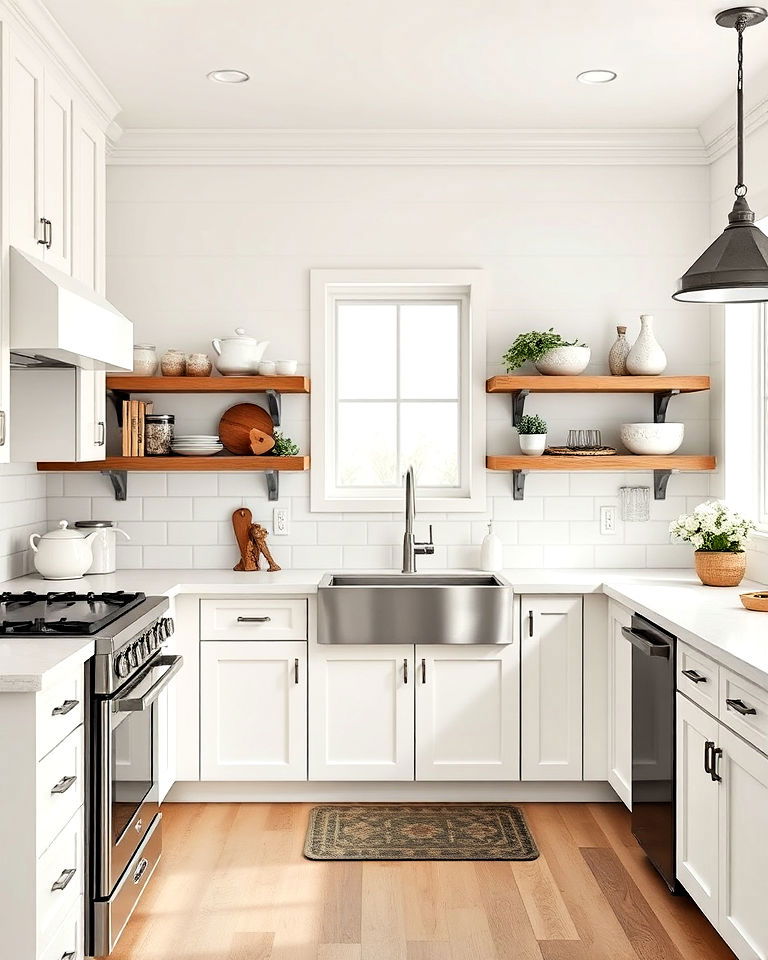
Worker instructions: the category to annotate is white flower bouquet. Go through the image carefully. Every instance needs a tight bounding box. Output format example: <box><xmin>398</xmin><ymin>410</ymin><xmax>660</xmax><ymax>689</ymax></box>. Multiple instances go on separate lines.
<box><xmin>669</xmin><ymin>500</ymin><xmax>754</xmax><ymax>553</ymax></box>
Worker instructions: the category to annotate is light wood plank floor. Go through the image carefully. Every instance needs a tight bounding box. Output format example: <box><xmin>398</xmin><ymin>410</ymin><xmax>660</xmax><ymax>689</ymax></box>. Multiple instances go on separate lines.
<box><xmin>111</xmin><ymin>802</ymin><xmax>735</xmax><ymax>960</ymax></box>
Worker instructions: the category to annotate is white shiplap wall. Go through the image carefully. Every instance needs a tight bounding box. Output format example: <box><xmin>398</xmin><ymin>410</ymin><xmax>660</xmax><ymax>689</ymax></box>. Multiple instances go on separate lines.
<box><xmin>44</xmin><ymin>162</ymin><xmax>713</xmax><ymax>570</ymax></box>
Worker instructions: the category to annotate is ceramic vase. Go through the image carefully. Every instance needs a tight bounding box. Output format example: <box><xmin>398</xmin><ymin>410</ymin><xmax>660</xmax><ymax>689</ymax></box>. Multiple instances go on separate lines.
<box><xmin>608</xmin><ymin>325</ymin><xmax>630</xmax><ymax>375</ymax></box>
<box><xmin>694</xmin><ymin>551</ymin><xmax>746</xmax><ymax>587</ymax></box>
<box><xmin>626</xmin><ymin>314</ymin><xmax>667</xmax><ymax>376</ymax></box>
<box><xmin>534</xmin><ymin>346</ymin><xmax>590</xmax><ymax>376</ymax></box>
<box><xmin>519</xmin><ymin>434</ymin><xmax>547</xmax><ymax>456</ymax></box>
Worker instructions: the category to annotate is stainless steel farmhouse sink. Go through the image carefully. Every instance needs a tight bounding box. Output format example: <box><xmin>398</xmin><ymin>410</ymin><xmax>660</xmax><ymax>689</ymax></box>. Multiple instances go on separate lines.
<box><xmin>317</xmin><ymin>572</ymin><xmax>514</xmax><ymax>645</ymax></box>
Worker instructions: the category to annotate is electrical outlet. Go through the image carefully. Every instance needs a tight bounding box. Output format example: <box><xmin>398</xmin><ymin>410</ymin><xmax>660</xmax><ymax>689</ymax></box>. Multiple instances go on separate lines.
<box><xmin>273</xmin><ymin>508</ymin><xmax>289</xmax><ymax>535</ymax></box>
<box><xmin>600</xmin><ymin>505</ymin><xmax>617</xmax><ymax>536</ymax></box>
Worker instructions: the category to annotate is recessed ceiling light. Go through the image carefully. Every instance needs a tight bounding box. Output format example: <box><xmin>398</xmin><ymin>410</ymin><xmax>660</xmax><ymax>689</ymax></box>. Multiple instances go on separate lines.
<box><xmin>577</xmin><ymin>69</ymin><xmax>617</xmax><ymax>84</ymax></box>
<box><xmin>207</xmin><ymin>69</ymin><xmax>250</xmax><ymax>84</ymax></box>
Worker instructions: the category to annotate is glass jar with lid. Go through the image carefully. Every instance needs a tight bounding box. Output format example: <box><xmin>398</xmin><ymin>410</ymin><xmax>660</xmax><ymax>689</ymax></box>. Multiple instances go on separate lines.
<box><xmin>145</xmin><ymin>414</ymin><xmax>175</xmax><ymax>455</ymax></box>
<box><xmin>132</xmin><ymin>344</ymin><xmax>159</xmax><ymax>376</ymax></box>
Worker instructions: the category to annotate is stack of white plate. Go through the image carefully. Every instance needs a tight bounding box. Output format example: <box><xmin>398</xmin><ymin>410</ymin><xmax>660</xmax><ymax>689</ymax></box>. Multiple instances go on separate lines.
<box><xmin>171</xmin><ymin>435</ymin><xmax>223</xmax><ymax>456</ymax></box>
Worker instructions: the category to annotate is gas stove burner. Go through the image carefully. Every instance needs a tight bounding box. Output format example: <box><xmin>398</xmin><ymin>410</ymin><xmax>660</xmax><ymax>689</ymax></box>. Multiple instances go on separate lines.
<box><xmin>0</xmin><ymin>590</ymin><xmax>148</xmax><ymax>636</ymax></box>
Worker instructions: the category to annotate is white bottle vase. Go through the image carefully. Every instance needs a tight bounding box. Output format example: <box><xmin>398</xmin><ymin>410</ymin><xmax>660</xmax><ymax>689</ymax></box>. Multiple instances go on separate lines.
<box><xmin>480</xmin><ymin>522</ymin><xmax>503</xmax><ymax>572</ymax></box>
<box><xmin>626</xmin><ymin>314</ymin><xmax>667</xmax><ymax>376</ymax></box>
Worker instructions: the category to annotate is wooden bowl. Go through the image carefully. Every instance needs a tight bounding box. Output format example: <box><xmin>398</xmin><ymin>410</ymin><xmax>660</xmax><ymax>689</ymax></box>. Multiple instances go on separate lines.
<box><xmin>740</xmin><ymin>591</ymin><xmax>768</xmax><ymax>611</ymax></box>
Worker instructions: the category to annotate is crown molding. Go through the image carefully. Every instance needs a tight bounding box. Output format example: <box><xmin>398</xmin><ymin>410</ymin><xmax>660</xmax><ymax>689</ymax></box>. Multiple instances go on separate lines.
<box><xmin>1</xmin><ymin>0</ymin><xmax>122</xmax><ymax>135</ymax></box>
<box><xmin>107</xmin><ymin>127</ymin><xmax>710</xmax><ymax>166</ymax></box>
<box><xmin>702</xmin><ymin>93</ymin><xmax>768</xmax><ymax>163</ymax></box>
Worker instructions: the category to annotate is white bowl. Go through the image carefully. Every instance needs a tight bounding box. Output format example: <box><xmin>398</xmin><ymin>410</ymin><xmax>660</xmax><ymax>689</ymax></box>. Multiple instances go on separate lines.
<box><xmin>258</xmin><ymin>361</ymin><xmax>277</xmax><ymax>376</ymax></box>
<box><xmin>534</xmin><ymin>345</ymin><xmax>591</xmax><ymax>376</ymax></box>
<box><xmin>620</xmin><ymin>422</ymin><xmax>684</xmax><ymax>455</ymax></box>
<box><xmin>274</xmin><ymin>359</ymin><xmax>298</xmax><ymax>375</ymax></box>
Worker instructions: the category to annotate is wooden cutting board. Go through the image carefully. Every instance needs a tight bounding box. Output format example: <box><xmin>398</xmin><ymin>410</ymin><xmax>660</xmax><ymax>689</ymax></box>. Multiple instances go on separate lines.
<box><xmin>219</xmin><ymin>403</ymin><xmax>274</xmax><ymax>455</ymax></box>
<box><xmin>232</xmin><ymin>507</ymin><xmax>252</xmax><ymax>571</ymax></box>
<box><xmin>249</xmin><ymin>428</ymin><xmax>276</xmax><ymax>455</ymax></box>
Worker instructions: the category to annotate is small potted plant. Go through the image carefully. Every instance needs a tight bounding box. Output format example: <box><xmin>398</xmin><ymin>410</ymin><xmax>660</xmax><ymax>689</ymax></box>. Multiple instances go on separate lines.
<box><xmin>669</xmin><ymin>501</ymin><xmax>755</xmax><ymax>587</ymax></box>
<box><xmin>502</xmin><ymin>328</ymin><xmax>590</xmax><ymax>376</ymax></box>
<box><xmin>517</xmin><ymin>414</ymin><xmax>548</xmax><ymax>457</ymax></box>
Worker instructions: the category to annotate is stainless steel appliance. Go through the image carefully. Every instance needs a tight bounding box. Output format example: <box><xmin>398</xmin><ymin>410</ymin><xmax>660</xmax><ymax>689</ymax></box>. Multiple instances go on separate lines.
<box><xmin>0</xmin><ymin>589</ymin><xmax>181</xmax><ymax>956</ymax></box>
<box><xmin>622</xmin><ymin>612</ymin><xmax>678</xmax><ymax>892</ymax></box>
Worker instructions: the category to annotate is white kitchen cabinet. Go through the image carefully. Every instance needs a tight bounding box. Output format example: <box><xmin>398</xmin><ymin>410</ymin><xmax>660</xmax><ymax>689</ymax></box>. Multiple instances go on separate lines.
<box><xmin>309</xmin><ymin>646</ymin><xmax>414</xmax><ymax>781</ymax></box>
<box><xmin>676</xmin><ymin>692</ymin><xmax>720</xmax><ymax>927</ymax></box>
<box><xmin>71</xmin><ymin>105</ymin><xmax>105</xmax><ymax>294</ymax></box>
<box><xmin>521</xmin><ymin>595</ymin><xmax>583</xmax><ymax>781</ymax></box>
<box><xmin>717</xmin><ymin>725</ymin><xmax>768</xmax><ymax>960</ymax></box>
<box><xmin>607</xmin><ymin>600</ymin><xmax>632</xmax><ymax>808</ymax></box>
<box><xmin>40</xmin><ymin>72</ymin><xmax>72</xmax><ymax>274</ymax></box>
<box><xmin>416</xmin><ymin>644</ymin><xmax>519</xmax><ymax>781</ymax></box>
<box><xmin>201</xmin><ymin>641</ymin><xmax>307</xmax><ymax>781</ymax></box>
<box><xmin>7</xmin><ymin>30</ymin><xmax>44</xmax><ymax>259</ymax></box>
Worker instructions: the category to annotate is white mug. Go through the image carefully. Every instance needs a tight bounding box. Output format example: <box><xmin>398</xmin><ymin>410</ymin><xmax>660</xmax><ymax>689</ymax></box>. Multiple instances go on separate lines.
<box><xmin>274</xmin><ymin>360</ymin><xmax>298</xmax><ymax>375</ymax></box>
<box><xmin>258</xmin><ymin>361</ymin><xmax>277</xmax><ymax>376</ymax></box>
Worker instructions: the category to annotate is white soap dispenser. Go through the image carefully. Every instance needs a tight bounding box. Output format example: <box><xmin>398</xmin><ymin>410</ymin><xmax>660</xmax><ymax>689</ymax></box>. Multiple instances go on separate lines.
<box><xmin>480</xmin><ymin>521</ymin><xmax>503</xmax><ymax>572</ymax></box>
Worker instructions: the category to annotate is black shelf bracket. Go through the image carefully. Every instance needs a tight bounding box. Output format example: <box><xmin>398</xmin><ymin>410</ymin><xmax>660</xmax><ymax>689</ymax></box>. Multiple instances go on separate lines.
<box><xmin>653</xmin><ymin>469</ymin><xmax>672</xmax><ymax>500</ymax></box>
<box><xmin>107</xmin><ymin>390</ymin><xmax>130</xmax><ymax>427</ymax></box>
<box><xmin>266</xmin><ymin>389</ymin><xmax>281</xmax><ymax>428</ymax></box>
<box><xmin>653</xmin><ymin>389</ymin><xmax>680</xmax><ymax>424</ymax></box>
<box><xmin>510</xmin><ymin>390</ymin><xmax>530</xmax><ymax>429</ymax></box>
<box><xmin>512</xmin><ymin>470</ymin><xmax>527</xmax><ymax>500</ymax></box>
<box><xmin>102</xmin><ymin>469</ymin><xmax>128</xmax><ymax>501</ymax></box>
<box><xmin>265</xmin><ymin>470</ymin><xmax>279</xmax><ymax>501</ymax></box>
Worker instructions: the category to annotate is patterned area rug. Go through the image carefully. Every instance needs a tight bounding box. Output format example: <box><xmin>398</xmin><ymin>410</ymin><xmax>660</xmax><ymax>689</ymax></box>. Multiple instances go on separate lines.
<box><xmin>303</xmin><ymin>804</ymin><xmax>539</xmax><ymax>861</ymax></box>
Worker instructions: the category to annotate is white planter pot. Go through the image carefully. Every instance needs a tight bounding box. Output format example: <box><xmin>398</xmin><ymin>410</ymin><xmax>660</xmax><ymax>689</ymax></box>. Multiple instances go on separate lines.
<box><xmin>519</xmin><ymin>434</ymin><xmax>547</xmax><ymax>456</ymax></box>
<box><xmin>534</xmin><ymin>346</ymin><xmax>590</xmax><ymax>376</ymax></box>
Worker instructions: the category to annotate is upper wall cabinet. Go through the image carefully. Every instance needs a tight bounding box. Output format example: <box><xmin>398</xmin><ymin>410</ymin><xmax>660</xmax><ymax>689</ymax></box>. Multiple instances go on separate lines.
<box><xmin>72</xmin><ymin>105</ymin><xmax>105</xmax><ymax>295</ymax></box>
<box><xmin>7</xmin><ymin>32</ymin><xmax>73</xmax><ymax>273</ymax></box>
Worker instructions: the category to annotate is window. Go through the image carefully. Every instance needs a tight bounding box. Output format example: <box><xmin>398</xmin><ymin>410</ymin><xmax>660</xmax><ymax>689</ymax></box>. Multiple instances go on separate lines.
<box><xmin>310</xmin><ymin>270</ymin><xmax>486</xmax><ymax>512</ymax></box>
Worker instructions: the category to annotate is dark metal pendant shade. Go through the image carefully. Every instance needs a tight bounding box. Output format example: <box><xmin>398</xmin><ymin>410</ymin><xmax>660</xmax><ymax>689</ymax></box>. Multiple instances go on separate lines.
<box><xmin>673</xmin><ymin>197</ymin><xmax>768</xmax><ymax>302</ymax></box>
<box><xmin>674</xmin><ymin>6</ymin><xmax>768</xmax><ymax>303</ymax></box>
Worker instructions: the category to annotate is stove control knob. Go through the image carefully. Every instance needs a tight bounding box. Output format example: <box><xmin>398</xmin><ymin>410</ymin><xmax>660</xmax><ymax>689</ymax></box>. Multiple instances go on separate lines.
<box><xmin>142</xmin><ymin>634</ymin><xmax>153</xmax><ymax>659</ymax></box>
<box><xmin>115</xmin><ymin>652</ymin><xmax>130</xmax><ymax>679</ymax></box>
<box><xmin>163</xmin><ymin>617</ymin><xmax>175</xmax><ymax>638</ymax></box>
<box><xmin>129</xmin><ymin>642</ymin><xmax>141</xmax><ymax>668</ymax></box>
<box><xmin>153</xmin><ymin>622</ymin><xmax>164</xmax><ymax>645</ymax></box>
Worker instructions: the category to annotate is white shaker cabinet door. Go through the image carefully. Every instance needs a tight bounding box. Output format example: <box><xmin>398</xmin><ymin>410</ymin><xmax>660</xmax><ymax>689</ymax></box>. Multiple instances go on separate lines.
<box><xmin>309</xmin><ymin>645</ymin><xmax>414</xmax><ymax>781</ymax></box>
<box><xmin>201</xmin><ymin>641</ymin><xmax>307</xmax><ymax>781</ymax></box>
<box><xmin>608</xmin><ymin>600</ymin><xmax>632</xmax><ymax>808</ymax></box>
<box><xmin>75</xmin><ymin>368</ymin><xmax>107</xmax><ymax>461</ymax></box>
<box><xmin>521</xmin><ymin>595</ymin><xmax>583</xmax><ymax>781</ymax></box>
<box><xmin>676</xmin><ymin>693</ymin><xmax>720</xmax><ymax>927</ymax></box>
<box><xmin>71</xmin><ymin>104</ymin><xmax>105</xmax><ymax>294</ymax></box>
<box><xmin>718</xmin><ymin>725</ymin><xmax>768</xmax><ymax>960</ymax></box>
<box><xmin>415</xmin><ymin>644</ymin><xmax>519</xmax><ymax>781</ymax></box>
<box><xmin>40</xmin><ymin>70</ymin><xmax>72</xmax><ymax>274</ymax></box>
<box><xmin>7</xmin><ymin>31</ymin><xmax>45</xmax><ymax>258</ymax></box>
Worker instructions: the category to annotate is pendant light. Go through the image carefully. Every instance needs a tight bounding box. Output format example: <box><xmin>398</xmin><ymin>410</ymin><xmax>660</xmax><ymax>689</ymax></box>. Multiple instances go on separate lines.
<box><xmin>673</xmin><ymin>6</ymin><xmax>768</xmax><ymax>303</ymax></box>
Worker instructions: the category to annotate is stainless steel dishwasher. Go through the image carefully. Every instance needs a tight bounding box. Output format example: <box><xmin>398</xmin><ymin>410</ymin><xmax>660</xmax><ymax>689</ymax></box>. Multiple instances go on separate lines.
<box><xmin>622</xmin><ymin>612</ymin><xmax>678</xmax><ymax>892</ymax></box>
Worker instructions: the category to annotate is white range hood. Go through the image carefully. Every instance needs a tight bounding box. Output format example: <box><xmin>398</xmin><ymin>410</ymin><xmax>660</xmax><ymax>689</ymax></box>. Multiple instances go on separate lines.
<box><xmin>10</xmin><ymin>247</ymin><xmax>133</xmax><ymax>370</ymax></box>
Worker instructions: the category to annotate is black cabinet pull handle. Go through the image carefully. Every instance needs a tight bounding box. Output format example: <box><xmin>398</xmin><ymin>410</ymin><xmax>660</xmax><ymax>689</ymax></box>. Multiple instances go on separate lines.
<box><xmin>528</xmin><ymin>611</ymin><xmax>534</xmax><ymax>637</ymax></box>
<box><xmin>682</xmin><ymin>669</ymin><xmax>707</xmax><ymax>684</ymax></box>
<box><xmin>403</xmin><ymin>658</ymin><xmax>408</xmax><ymax>684</ymax></box>
<box><xmin>51</xmin><ymin>774</ymin><xmax>76</xmax><ymax>795</ymax></box>
<box><xmin>711</xmin><ymin>746</ymin><xmax>723</xmax><ymax>782</ymax></box>
<box><xmin>51</xmin><ymin>699</ymin><xmax>78</xmax><ymax>716</ymax></box>
<box><xmin>294</xmin><ymin>658</ymin><xmax>299</xmax><ymax>684</ymax></box>
<box><xmin>46</xmin><ymin>218</ymin><xmax>52</xmax><ymax>249</ymax></box>
<box><xmin>37</xmin><ymin>217</ymin><xmax>48</xmax><ymax>245</ymax></box>
<box><xmin>51</xmin><ymin>867</ymin><xmax>76</xmax><ymax>892</ymax></box>
<box><xmin>237</xmin><ymin>616</ymin><xmax>271</xmax><ymax>623</ymax></box>
<box><xmin>726</xmin><ymin>698</ymin><xmax>757</xmax><ymax>716</ymax></box>
<box><xmin>421</xmin><ymin>658</ymin><xmax>426</xmax><ymax>684</ymax></box>
<box><xmin>704</xmin><ymin>740</ymin><xmax>714</xmax><ymax>776</ymax></box>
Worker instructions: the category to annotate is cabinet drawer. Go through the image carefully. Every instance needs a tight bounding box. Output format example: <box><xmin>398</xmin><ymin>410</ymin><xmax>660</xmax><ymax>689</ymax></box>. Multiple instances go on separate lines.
<box><xmin>677</xmin><ymin>643</ymin><xmax>719</xmax><ymax>714</ymax></box>
<box><xmin>38</xmin><ymin>896</ymin><xmax>83</xmax><ymax>960</ymax></box>
<box><xmin>37</xmin><ymin>808</ymin><xmax>83</xmax><ymax>945</ymax></box>
<box><xmin>36</xmin><ymin>669</ymin><xmax>84</xmax><ymax>761</ymax></box>
<box><xmin>36</xmin><ymin>725</ymin><xmax>84</xmax><ymax>856</ymax></box>
<box><xmin>200</xmin><ymin>598</ymin><xmax>307</xmax><ymax>641</ymax></box>
<box><xmin>719</xmin><ymin>668</ymin><xmax>768</xmax><ymax>755</ymax></box>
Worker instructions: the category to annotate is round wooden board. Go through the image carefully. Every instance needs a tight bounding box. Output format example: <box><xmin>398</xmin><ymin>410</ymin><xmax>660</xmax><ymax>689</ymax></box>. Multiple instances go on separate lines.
<box><xmin>740</xmin><ymin>591</ymin><xmax>768</xmax><ymax>612</ymax></box>
<box><xmin>219</xmin><ymin>403</ymin><xmax>274</xmax><ymax>455</ymax></box>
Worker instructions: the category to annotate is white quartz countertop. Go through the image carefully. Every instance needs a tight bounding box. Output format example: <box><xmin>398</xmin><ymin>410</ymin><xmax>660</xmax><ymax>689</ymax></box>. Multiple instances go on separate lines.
<box><xmin>1</xmin><ymin>567</ymin><xmax>767</xmax><ymax>691</ymax></box>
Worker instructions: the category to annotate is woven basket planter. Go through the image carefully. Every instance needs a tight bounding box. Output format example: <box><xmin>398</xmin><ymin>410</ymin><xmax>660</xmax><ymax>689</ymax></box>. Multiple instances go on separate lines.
<box><xmin>694</xmin><ymin>550</ymin><xmax>746</xmax><ymax>587</ymax></box>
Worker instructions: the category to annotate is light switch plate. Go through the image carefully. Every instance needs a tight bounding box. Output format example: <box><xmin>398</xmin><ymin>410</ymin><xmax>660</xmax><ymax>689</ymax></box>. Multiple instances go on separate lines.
<box><xmin>600</xmin><ymin>505</ymin><xmax>617</xmax><ymax>535</ymax></box>
<box><xmin>273</xmin><ymin>508</ymin><xmax>289</xmax><ymax>535</ymax></box>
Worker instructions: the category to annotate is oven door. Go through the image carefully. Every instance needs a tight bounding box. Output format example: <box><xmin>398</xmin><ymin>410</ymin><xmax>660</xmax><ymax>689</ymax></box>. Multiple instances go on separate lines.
<box><xmin>95</xmin><ymin>654</ymin><xmax>182</xmax><ymax>894</ymax></box>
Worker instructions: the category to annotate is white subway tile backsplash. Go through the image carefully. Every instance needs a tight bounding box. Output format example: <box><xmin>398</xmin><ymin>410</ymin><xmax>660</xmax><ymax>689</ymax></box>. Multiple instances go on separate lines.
<box><xmin>63</xmin><ymin>473</ymin><xmax>111</xmax><ymax>498</ymax></box>
<box><xmin>543</xmin><ymin>545</ymin><xmax>595</xmax><ymax>568</ymax></box>
<box><xmin>193</xmin><ymin>545</ymin><xmax>239</xmax><ymax>568</ymax></box>
<box><xmin>92</xmin><ymin>497</ymin><xmax>144</xmax><ymax>521</ymax></box>
<box><xmin>143</xmin><ymin>545</ymin><xmax>194</xmax><ymax>568</ymax></box>
<box><xmin>493</xmin><ymin>497</ymin><xmax>544</xmax><ymax>521</ymax></box>
<box><xmin>292</xmin><ymin>545</ymin><xmax>343</xmax><ymax>568</ymax></box>
<box><xmin>544</xmin><ymin>497</ymin><xmax>594</xmax><ymax>522</ymax></box>
<box><xmin>115</xmin><ymin>544</ymin><xmax>144</xmax><ymax>569</ymax></box>
<box><xmin>646</xmin><ymin>543</ymin><xmax>695</xmax><ymax>568</ymax></box>
<box><xmin>367</xmin><ymin>521</ymin><xmax>405</xmax><ymax>544</ymax></box>
<box><xmin>125</xmin><ymin>473</ymin><xmax>168</xmax><ymax>497</ymax></box>
<box><xmin>119</xmin><ymin>521</ymin><xmax>168</xmax><ymax>545</ymax></box>
<box><xmin>143</xmin><ymin>497</ymin><xmax>190</xmax><ymax>521</ymax></box>
<box><xmin>518</xmin><ymin>522</ymin><xmax>569</xmax><ymax>545</ymax></box>
<box><xmin>503</xmin><ymin>544</ymin><xmax>544</xmax><ymax>568</ymax></box>
<box><xmin>317</xmin><ymin>522</ymin><xmax>365</xmax><ymax>545</ymax></box>
<box><xmin>168</xmin><ymin>521</ymin><xmax>218</xmax><ymax>545</ymax></box>
<box><xmin>624</xmin><ymin>521</ymin><xmax>672</xmax><ymax>545</ymax></box>
<box><xmin>594</xmin><ymin>545</ymin><xmax>647</xmax><ymax>568</ymax></box>
<box><xmin>192</xmin><ymin>497</ymin><xmax>243</xmax><ymax>520</ymax></box>
<box><xmin>341</xmin><ymin>545</ymin><xmax>393</xmax><ymax>568</ymax></box>
<box><xmin>167</xmin><ymin>473</ymin><xmax>218</xmax><ymax>496</ymax></box>
<box><xmin>47</xmin><ymin>498</ymin><xmax>92</xmax><ymax>522</ymax></box>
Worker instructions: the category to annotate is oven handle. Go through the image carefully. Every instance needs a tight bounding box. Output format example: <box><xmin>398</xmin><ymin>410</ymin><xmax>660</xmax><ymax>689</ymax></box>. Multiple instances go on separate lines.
<box><xmin>114</xmin><ymin>655</ymin><xmax>183</xmax><ymax>713</ymax></box>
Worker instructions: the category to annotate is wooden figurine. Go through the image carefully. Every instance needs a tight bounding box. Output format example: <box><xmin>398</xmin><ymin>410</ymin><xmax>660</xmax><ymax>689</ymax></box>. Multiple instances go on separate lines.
<box><xmin>231</xmin><ymin>508</ymin><xmax>281</xmax><ymax>572</ymax></box>
<box><xmin>232</xmin><ymin>507</ymin><xmax>253</xmax><ymax>571</ymax></box>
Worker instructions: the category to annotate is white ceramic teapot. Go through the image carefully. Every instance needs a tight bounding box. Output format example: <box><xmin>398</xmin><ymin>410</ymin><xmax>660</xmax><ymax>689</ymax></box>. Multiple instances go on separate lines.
<box><xmin>211</xmin><ymin>328</ymin><xmax>270</xmax><ymax>376</ymax></box>
<box><xmin>29</xmin><ymin>521</ymin><xmax>99</xmax><ymax>580</ymax></box>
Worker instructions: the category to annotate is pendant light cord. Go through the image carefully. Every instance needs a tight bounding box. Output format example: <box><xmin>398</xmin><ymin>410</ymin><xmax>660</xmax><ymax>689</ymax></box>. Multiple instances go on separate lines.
<box><xmin>736</xmin><ymin>15</ymin><xmax>747</xmax><ymax>197</ymax></box>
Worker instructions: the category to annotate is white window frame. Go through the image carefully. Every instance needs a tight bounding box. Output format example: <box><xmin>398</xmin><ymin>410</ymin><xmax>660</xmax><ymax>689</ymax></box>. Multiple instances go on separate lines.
<box><xmin>310</xmin><ymin>269</ymin><xmax>486</xmax><ymax>513</ymax></box>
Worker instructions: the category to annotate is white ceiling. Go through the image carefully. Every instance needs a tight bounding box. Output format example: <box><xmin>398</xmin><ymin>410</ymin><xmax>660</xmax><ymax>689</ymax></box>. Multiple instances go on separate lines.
<box><xmin>44</xmin><ymin>0</ymin><xmax>768</xmax><ymax>130</ymax></box>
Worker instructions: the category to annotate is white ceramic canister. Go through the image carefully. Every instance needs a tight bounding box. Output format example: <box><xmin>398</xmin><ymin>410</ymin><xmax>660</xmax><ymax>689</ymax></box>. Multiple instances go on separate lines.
<box><xmin>74</xmin><ymin>520</ymin><xmax>131</xmax><ymax>574</ymax></box>
<box><xmin>132</xmin><ymin>344</ymin><xmax>159</xmax><ymax>376</ymax></box>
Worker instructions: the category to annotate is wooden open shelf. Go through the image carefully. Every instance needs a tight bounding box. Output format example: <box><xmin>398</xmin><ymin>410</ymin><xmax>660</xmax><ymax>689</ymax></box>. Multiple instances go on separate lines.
<box><xmin>36</xmin><ymin>456</ymin><xmax>310</xmax><ymax>502</ymax></box>
<box><xmin>106</xmin><ymin>375</ymin><xmax>310</xmax><ymax>394</ymax></box>
<box><xmin>487</xmin><ymin>454</ymin><xmax>716</xmax><ymax>501</ymax></box>
<box><xmin>486</xmin><ymin>375</ymin><xmax>710</xmax><ymax>394</ymax></box>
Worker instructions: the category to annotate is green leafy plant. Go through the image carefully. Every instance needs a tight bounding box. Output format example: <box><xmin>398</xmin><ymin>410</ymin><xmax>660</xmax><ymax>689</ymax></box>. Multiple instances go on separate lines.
<box><xmin>272</xmin><ymin>431</ymin><xmax>300</xmax><ymax>456</ymax></box>
<box><xmin>502</xmin><ymin>328</ymin><xmax>587</xmax><ymax>373</ymax></box>
<box><xmin>517</xmin><ymin>414</ymin><xmax>547</xmax><ymax>435</ymax></box>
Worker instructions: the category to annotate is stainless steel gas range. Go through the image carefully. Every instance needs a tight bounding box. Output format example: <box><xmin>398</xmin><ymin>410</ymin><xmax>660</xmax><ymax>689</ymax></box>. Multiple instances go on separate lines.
<box><xmin>0</xmin><ymin>589</ymin><xmax>182</xmax><ymax>957</ymax></box>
